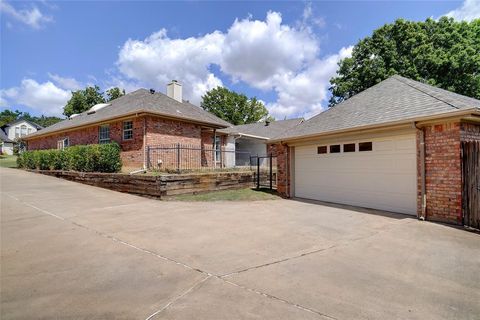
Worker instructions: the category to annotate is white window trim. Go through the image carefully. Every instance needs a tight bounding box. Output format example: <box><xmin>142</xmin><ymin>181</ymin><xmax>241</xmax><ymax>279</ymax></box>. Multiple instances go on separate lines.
<box><xmin>99</xmin><ymin>125</ymin><xmax>110</xmax><ymax>144</ymax></box>
<box><xmin>57</xmin><ymin>137</ymin><xmax>69</xmax><ymax>150</ymax></box>
<box><xmin>123</xmin><ymin>121</ymin><xmax>133</xmax><ymax>141</ymax></box>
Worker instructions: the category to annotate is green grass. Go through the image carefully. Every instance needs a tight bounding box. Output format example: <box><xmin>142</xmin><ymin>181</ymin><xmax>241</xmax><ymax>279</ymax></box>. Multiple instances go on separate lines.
<box><xmin>0</xmin><ymin>155</ymin><xmax>18</xmax><ymax>168</ymax></box>
<box><xmin>167</xmin><ymin>188</ymin><xmax>281</xmax><ymax>202</ymax></box>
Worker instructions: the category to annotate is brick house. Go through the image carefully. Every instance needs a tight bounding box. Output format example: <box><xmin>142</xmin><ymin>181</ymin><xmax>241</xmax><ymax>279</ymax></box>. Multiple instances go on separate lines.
<box><xmin>270</xmin><ymin>75</ymin><xmax>480</xmax><ymax>226</ymax></box>
<box><xmin>23</xmin><ymin>81</ymin><xmax>231</xmax><ymax>169</ymax></box>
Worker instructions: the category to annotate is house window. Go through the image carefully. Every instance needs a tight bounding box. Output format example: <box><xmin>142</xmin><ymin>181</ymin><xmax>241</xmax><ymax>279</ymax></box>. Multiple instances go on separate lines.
<box><xmin>343</xmin><ymin>143</ymin><xmax>356</xmax><ymax>152</ymax></box>
<box><xmin>15</xmin><ymin>126</ymin><xmax>19</xmax><ymax>138</ymax></box>
<box><xmin>57</xmin><ymin>138</ymin><xmax>69</xmax><ymax>150</ymax></box>
<box><xmin>123</xmin><ymin>121</ymin><xmax>133</xmax><ymax>140</ymax></box>
<box><xmin>99</xmin><ymin>125</ymin><xmax>110</xmax><ymax>144</ymax></box>
<box><xmin>20</xmin><ymin>125</ymin><xmax>27</xmax><ymax>137</ymax></box>
<box><xmin>27</xmin><ymin>128</ymin><xmax>32</xmax><ymax>135</ymax></box>
<box><xmin>317</xmin><ymin>146</ymin><xmax>327</xmax><ymax>154</ymax></box>
<box><xmin>359</xmin><ymin>142</ymin><xmax>373</xmax><ymax>152</ymax></box>
<box><xmin>214</xmin><ymin>136</ymin><xmax>221</xmax><ymax>162</ymax></box>
<box><xmin>330</xmin><ymin>145</ymin><xmax>341</xmax><ymax>153</ymax></box>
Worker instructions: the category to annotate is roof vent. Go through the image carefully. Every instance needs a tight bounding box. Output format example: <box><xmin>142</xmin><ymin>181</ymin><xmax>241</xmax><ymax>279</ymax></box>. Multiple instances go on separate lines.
<box><xmin>87</xmin><ymin>103</ymin><xmax>110</xmax><ymax>115</ymax></box>
<box><xmin>150</xmin><ymin>89</ymin><xmax>155</xmax><ymax>94</ymax></box>
<box><xmin>69</xmin><ymin>113</ymin><xmax>80</xmax><ymax>119</ymax></box>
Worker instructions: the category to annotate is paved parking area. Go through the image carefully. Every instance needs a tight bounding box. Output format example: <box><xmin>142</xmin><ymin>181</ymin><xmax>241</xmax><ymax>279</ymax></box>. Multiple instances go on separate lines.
<box><xmin>1</xmin><ymin>168</ymin><xmax>479</xmax><ymax>319</ymax></box>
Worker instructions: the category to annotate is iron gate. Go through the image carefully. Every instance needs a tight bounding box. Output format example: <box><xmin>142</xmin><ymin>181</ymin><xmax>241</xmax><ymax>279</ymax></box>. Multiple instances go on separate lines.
<box><xmin>462</xmin><ymin>141</ymin><xmax>479</xmax><ymax>229</ymax></box>
<box><xmin>251</xmin><ymin>154</ymin><xmax>277</xmax><ymax>190</ymax></box>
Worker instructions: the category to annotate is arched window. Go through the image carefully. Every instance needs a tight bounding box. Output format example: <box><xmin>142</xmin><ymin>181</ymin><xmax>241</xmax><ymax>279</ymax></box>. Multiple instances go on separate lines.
<box><xmin>20</xmin><ymin>125</ymin><xmax>27</xmax><ymax>137</ymax></box>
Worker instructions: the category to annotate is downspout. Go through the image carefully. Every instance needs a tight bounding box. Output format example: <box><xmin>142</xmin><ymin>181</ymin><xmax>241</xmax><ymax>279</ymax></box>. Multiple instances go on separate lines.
<box><xmin>142</xmin><ymin>116</ymin><xmax>147</xmax><ymax>170</ymax></box>
<box><xmin>213</xmin><ymin>129</ymin><xmax>216</xmax><ymax>169</ymax></box>
<box><xmin>285</xmin><ymin>143</ymin><xmax>289</xmax><ymax>198</ymax></box>
<box><xmin>417</xmin><ymin>124</ymin><xmax>427</xmax><ymax>220</ymax></box>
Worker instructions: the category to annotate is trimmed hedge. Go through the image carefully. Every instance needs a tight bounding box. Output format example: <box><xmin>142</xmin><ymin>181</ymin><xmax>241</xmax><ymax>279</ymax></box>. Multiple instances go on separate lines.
<box><xmin>17</xmin><ymin>143</ymin><xmax>122</xmax><ymax>173</ymax></box>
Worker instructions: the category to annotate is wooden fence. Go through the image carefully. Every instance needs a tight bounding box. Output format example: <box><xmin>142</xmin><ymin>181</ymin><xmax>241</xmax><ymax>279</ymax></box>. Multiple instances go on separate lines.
<box><xmin>461</xmin><ymin>141</ymin><xmax>479</xmax><ymax>229</ymax></box>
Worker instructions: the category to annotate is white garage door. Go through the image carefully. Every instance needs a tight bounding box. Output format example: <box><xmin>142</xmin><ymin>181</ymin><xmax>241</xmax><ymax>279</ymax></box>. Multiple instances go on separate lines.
<box><xmin>294</xmin><ymin>134</ymin><xmax>417</xmax><ymax>215</ymax></box>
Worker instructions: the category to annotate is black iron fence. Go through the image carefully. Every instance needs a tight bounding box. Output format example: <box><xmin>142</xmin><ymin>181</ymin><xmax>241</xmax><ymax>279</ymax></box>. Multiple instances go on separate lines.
<box><xmin>251</xmin><ymin>154</ymin><xmax>278</xmax><ymax>190</ymax></box>
<box><xmin>147</xmin><ymin>144</ymin><xmax>253</xmax><ymax>172</ymax></box>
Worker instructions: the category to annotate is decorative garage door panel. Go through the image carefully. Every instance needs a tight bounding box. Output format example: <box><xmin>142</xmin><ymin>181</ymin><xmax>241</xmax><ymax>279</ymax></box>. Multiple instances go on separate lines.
<box><xmin>294</xmin><ymin>134</ymin><xmax>417</xmax><ymax>215</ymax></box>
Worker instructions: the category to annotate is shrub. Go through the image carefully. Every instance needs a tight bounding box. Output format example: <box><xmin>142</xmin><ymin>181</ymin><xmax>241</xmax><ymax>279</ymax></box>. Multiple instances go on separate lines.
<box><xmin>97</xmin><ymin>143</ymin><xmax>122</xmax><ymax>173</ymax></box>
<box><xmin>17</xmin><ymin>143</ymin><xmax>122</xmax><ymax>173</ymax></box>
<box><xmin>52</xmin><ymin>150</ymin><xmax>68</xmax><ymax>170</ymax></box>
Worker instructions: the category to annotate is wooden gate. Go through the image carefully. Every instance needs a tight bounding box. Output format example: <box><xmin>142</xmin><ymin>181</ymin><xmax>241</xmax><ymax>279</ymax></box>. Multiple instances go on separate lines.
<box><xmin>462</xmin><ymin>141</ymin><xmax>480</xmax><ymax>229</ymax></box>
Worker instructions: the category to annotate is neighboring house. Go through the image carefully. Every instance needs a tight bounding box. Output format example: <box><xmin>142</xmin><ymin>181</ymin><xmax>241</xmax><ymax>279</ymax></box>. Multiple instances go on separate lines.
<box><xmin>1</xmin><ymin>119</ymin><xmax>43</xmax><ymax>155</ymax></box>
<box><xmin>271</xmin><ymin>75</ymin><xmax>480</xmax><ymax>226</ymax></box>
<box><xmin>0</xmin><ymin>129</ymin><xmax>14</xmax><ymax>155</ymax></box>
<box><xmin>23</xmin><ymin>81</ymin><xmax>231</xmax><ymax>168</ymax></box>
<box><xmin>218</xmin><ymin>118</ymin><xmax>303</xmax><ymax>166</ymax></box>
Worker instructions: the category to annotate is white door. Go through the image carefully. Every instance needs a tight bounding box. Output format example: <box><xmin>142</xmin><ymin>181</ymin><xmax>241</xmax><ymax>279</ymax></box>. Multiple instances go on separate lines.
<box><xmin>294</xmin><ymin>134</ymin><xmax>417</xmax><ymax>215</ymax></box>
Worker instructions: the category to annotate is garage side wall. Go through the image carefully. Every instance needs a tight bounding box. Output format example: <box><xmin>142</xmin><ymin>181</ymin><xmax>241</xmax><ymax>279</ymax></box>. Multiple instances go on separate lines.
<box><xmin>418</xmin><ymin>122</ymin><xmax>462</xmax><ymax>224</ymax></box>
<box><xmin>460</xmin><ymin>122</ymin><xmax>480</xmax><ymax>141</ymax></box>
<box><xmin>275</xmin><ymin>143</ymin><xmax>291</xmax><ymax>197</ymax></box>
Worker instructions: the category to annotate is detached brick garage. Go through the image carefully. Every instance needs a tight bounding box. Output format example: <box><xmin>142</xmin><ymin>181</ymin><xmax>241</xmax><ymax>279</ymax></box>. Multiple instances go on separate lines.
<box><xmin>23</xmin><ymin>81</ymin><xmax>231</xmax><ymax>168</ymax></box>
<box><xmin>272</xmin><ymin>75</ymin><xmax>480</xmax><ymax>227</ymax></box>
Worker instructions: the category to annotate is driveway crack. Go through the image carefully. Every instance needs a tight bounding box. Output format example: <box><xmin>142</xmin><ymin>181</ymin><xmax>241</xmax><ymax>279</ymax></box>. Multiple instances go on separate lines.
<box><xmin>145</xmin><ymin>275</ymin><xmax>212</xmax><ymax>320</ymax></box>
<box><xmin>221</xmin><ymin>278</ymin><xmax>338</xmax><ymax>319</ymax></box>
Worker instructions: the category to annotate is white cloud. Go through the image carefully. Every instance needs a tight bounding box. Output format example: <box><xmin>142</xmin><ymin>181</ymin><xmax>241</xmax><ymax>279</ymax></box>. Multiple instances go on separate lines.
<box><xmin>443</xmin><ymin>0</ymin><xmax>480</xmax><ymax>21</ymax></box>
<box><xmin>0</xmin><ymin>79</ymin><xmax>71</xmax><ymax>116</ymax></box>
<box><xmin>117</xmin><ymin>29</ymin><xmax>224</xmax><ymax>104</ymax></box>
<box><xmin>48</xmin><ymin>73</ymin><xmax>83</xmax><ymax>91</ymax></box>
<box><xmin>301</xmin><ymin>2</ymin><xmax>326</xmax><ymax>29</ymax></box>
<box><xmin>116</xmin><ymin>11</ymin><xmax>351</xmax><ymax>118</ymax></box>
<box><xmin>0</xmin><ymin>1</ymin><xmax>52</xmax><ymax>29</ymax></box>
<box><xmin>267</xmin><ymin>46</ymin><xmax>353</xmax><ymax>119</ymax></box>
<box><xmin>220</xmin><ymin>11</ymin><xmax>318</xmax><ymax>89</ymax></box>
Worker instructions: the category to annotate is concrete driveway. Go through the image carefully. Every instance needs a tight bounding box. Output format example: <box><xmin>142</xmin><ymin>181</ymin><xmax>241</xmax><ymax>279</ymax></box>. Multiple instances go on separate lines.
<box><xmin>1</xmin><ymin>168</ymin><xmax>479</xmax><ymax>319</ymax></box>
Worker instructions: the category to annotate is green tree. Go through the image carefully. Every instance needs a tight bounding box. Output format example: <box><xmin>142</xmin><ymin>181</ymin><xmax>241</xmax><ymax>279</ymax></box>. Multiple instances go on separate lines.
<box><xmin>0</xmin><ymin>109</ymin><xmax>62</xmax><ymax>128</ymax></box>
<box><xmin>63</xmin><ymin>85</ymin><xmax>105</xmax><ymax>117</ymax></box>
<box><xmin>201</xmin><ymin>87</ymin><xmax>271</xmax><ymax>125</ymax></box>
<box><xmin>329</xmin><ymin>17</ymin><xmax>480</xmax><ymax>106</ymax></box>
<box><xmin>0</xmin><ymin>109</ymin><xmax>22</xmax><ymax>127</ymax></box>
<box><xmin>63</xmin><ymin>86</ymin><xmax>126</xmax><ymax>117</ymax></box>
<box><xmin>106</xmin><ymin>87</ymin><xmax>125</xmax><ymax>101</ymax></box>
<box><xmin>25</xmin><ymin>114</ymin><xmax>62</xmax><ymax>127</ymax></box>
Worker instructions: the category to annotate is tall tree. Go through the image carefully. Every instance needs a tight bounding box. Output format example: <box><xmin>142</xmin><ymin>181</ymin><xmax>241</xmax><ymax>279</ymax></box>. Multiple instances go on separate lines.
<box><xmin>106</xmin><ymin>87</ymin><xmax>126</xmax><ymax>101</ymax></box>
<box><xmin>0</xmin><ymin>109</ymin><xmax>22</xmax><ymax>127</ymax></box>
<box><xmin>63</xmin><ymin>85</ymin><xmax>105</xmax><ymax>117</ymax></box>
<box><xmin>329</xmin><ymin>17</ymin><xmax>480</xmax><ymax>106</ymax></box>
<box><xmin>63</xmin><ymin>86</ymin><xmax>126</xmax><ymax>116</ymax></box>
<box><xmin>201</xmin><ymin>87</ymin><xmax>271</xmax><ymax>125</ymax></box>
<box><xmin>0</xmin><ymin>109</ymin><xmax>62</xmax><ymax>128</ymax></box>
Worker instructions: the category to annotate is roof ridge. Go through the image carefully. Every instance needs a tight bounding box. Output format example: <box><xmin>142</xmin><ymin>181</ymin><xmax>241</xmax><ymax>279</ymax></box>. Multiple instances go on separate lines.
<box><xmin>393</xmin><ymin>76</ymin><xmax>460</xmax><ymax>110</ymax></box>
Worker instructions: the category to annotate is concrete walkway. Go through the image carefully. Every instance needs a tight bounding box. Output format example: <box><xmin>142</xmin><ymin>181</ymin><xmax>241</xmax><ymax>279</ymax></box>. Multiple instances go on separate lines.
<box><xmin>1</xmin><ymin>168</ymin><xmax>479</xmax><ymax>319</ymax></box>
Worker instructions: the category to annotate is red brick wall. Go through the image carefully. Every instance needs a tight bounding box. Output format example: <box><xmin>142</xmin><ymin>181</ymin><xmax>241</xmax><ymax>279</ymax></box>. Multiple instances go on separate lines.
<box><xmin>275</xmin><ymin>143</ymin><xmax>290</xmax><ymax>197</ymax></box>
<box><xmin>27</xmin><ymin>116</ymin><xmax>221</xmax><ymax>169</ymax></box>
<box><xmin>145</xmin><ymin>116</ymin><xmax>203</xmax><ymax>146</ymax></box>
<box><xmin>460</xmin><ymin>123</ymin><xmax>480</xmax><ymax>141</ymax></box>
<box><xmin>417</xmin><ymin>122</ymin><xmax>462</xmax><ymax>224</ymax></box>
<box><xmin>27</xmin><ymin>117</ymin><xmax>145</xmax><ymax>167</ymax></box>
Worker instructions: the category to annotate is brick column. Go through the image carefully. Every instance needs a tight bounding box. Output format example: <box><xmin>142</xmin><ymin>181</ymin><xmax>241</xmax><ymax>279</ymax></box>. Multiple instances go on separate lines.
<box><xmin>418</xmin><ymin>122</ymin><xmax>462</xmax><ymax>224</ymax></box>
<box><xmin>275</xmin><ymin>143</ymin><xmax>290</xmax><ymax>197</ymax></box>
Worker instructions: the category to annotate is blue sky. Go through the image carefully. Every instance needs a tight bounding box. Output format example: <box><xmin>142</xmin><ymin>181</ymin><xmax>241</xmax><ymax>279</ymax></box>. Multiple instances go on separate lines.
<box><xmin>1</xmin><ymin>0</ymin><xmax>478</xmax><ymax>119</ymax></box>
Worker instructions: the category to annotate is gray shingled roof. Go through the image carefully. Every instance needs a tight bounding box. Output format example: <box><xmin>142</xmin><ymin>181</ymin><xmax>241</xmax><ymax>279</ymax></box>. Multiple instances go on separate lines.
<box><xmin>275</xmin><ymin>75</ymin><xmax>480</xmax><ymax>141</ymax></box>
<box><xmin>4</xmin><ymin>118</ymin><xmax>43</xmax><ymax>130</ymax></box>
<box><xmin>25</xmin><ymin>89</ymin><xmax>231</xmax><ymax>139</ymax></box>
<box><xmin>0</xmin><ymin>129</ymin><xmax>13</xmax><ymax>143</ymax></box>
<box><xmin>219</xmin><ymin>118</ymin><xmax>304</xmax><ymax>139</ymax></box>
